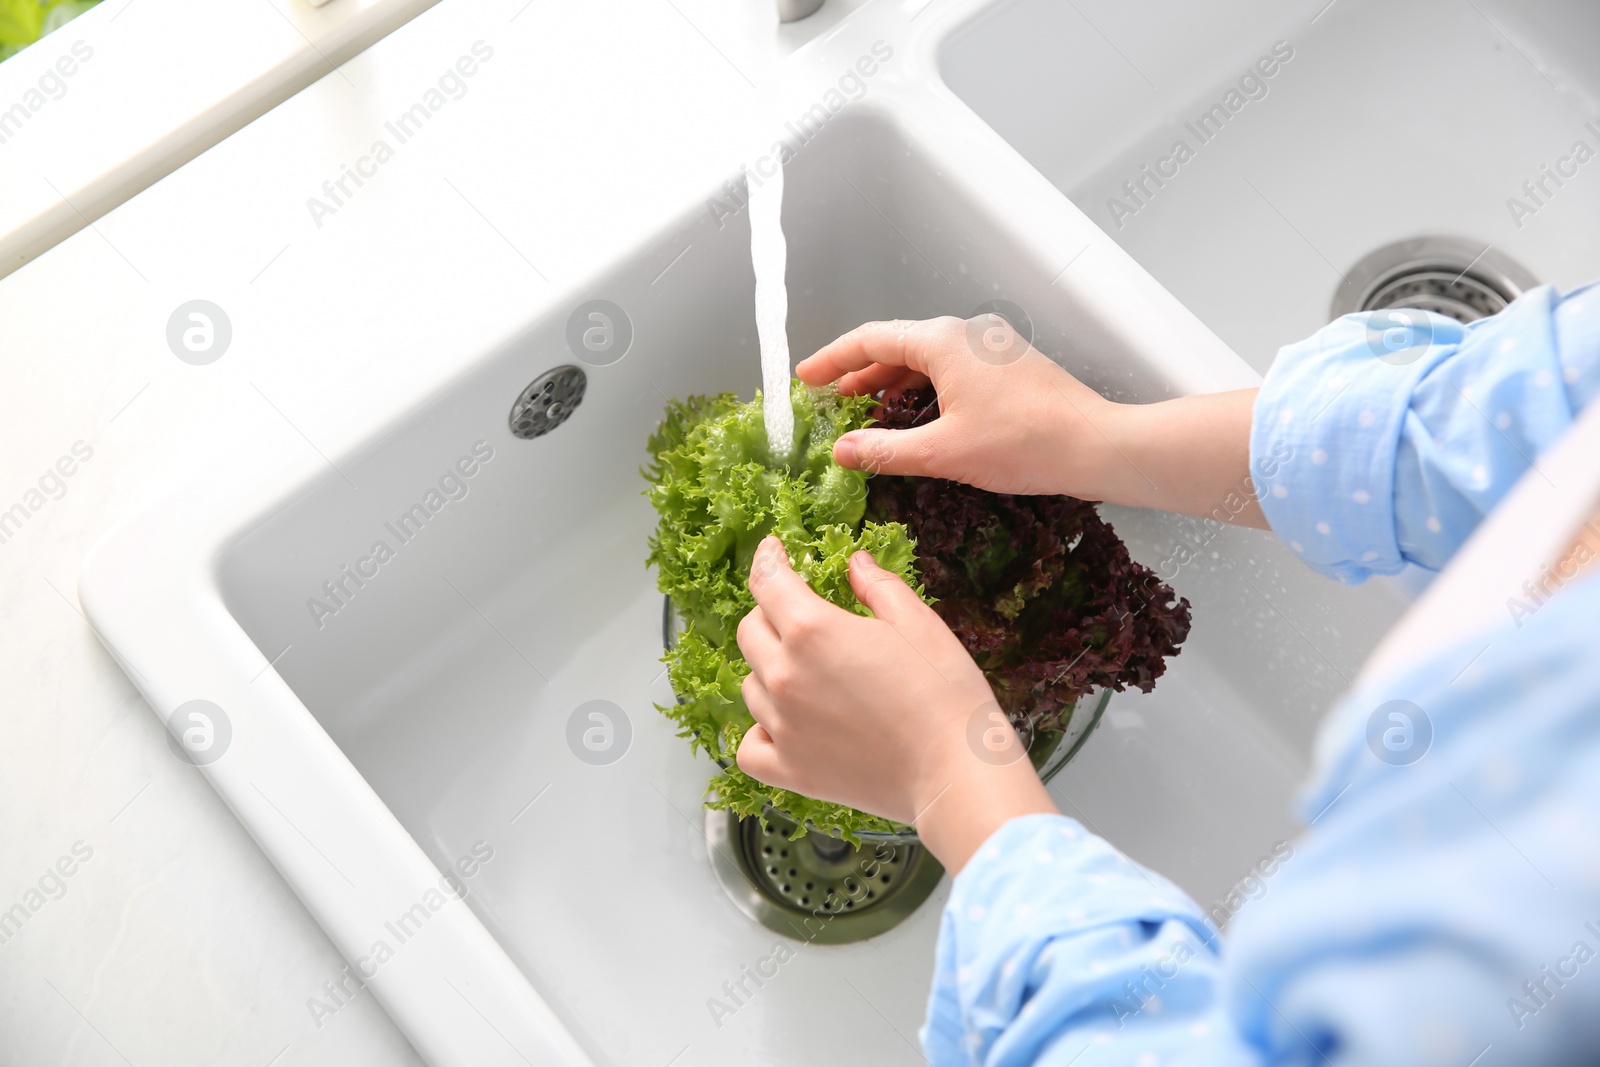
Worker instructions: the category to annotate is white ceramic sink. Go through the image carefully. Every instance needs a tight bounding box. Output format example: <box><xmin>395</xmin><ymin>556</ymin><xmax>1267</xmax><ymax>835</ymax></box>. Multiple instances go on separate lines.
<box><xmin>77</xmin><ymin>2</ymin><xmax>1430</xmax><ymax>1063</ymax></box>
<box><xmin>942</xmin><ymin>0</ymin><xmax>1600</xmax><ymax>372</ymax></box>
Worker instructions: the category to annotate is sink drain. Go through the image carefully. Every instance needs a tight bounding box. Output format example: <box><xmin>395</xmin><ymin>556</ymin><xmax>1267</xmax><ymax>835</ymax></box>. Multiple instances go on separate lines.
<box><xmin>706</xmin><ymin>807</ymin><xmax>944</xmax><ymax>944</ymax></box>
<box><xmin>509</xmin><ymin>365</ymin><xmax>586</xmax><ymax>439</ymax></box>
<box><xmin>1331</xmin><ymin>237</ymin><xmax>1538</xmax><ymax>324</ymax></box>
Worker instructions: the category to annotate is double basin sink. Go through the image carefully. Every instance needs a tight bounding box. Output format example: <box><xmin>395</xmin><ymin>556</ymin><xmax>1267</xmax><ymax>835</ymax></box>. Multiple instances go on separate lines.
<box><xmin>81</xmin><ymin>0</ymin><xmax>1600</xmax><ymax>1062</ymax></box>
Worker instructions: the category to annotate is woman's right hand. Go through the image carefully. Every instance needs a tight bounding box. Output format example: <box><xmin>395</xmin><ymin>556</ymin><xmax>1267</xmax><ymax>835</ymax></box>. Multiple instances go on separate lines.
<box><xmin>795</xmin><ymin>315</ymin><xmax>1268</xmax><ymax>526</ymax></box>
<box><xmin>796</xmin><ymin>316</ymin><xmax>1120</xmax><ymax>498</ymax></box>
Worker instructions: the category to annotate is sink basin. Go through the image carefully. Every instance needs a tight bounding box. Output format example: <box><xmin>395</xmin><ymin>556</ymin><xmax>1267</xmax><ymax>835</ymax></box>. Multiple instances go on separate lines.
<box><xmin>941</xmin><ymin>0</ymin><xmax>1600</xmax><ymax>371</ymax></box>
<box><xmin>80</xmin><ymin>4</ymin><xmax>1417</xmax><ymax>1064</ymax></box>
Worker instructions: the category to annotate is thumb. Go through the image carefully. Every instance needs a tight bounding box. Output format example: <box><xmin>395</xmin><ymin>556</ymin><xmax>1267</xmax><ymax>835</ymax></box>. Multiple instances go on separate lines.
<box><xmin>848</xmin><ymin>551</ymin><xmax>927</xmax><ymax>624</ymax></box>
<box><xmin>735</xmin><ymin>723</ymin><xmax>788</xmax><ymax>786</ymax></box>
<box><xmin>834</xmin><ymin>423</ymin><xmax>948</xmax><ymax>478</ymax></box>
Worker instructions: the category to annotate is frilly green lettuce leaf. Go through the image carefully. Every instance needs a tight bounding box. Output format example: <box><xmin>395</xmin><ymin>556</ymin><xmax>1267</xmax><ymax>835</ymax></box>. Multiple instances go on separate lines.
<box><xmin>0</xmin><ymin>0</ymin><xmax>99</xmax><ymax>60</ymax></box>
<box><xmin>646</xmin><ymin>381</ymin><xmax>923</xmax><ymax>842</ymax></box>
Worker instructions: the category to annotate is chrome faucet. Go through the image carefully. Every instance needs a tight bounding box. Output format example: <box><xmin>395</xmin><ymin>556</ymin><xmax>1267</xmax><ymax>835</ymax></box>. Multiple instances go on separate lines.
<box><xmin>777</xmin><ymin>0</ymin><xmax>823</xmax><ymax>22</ymax></box>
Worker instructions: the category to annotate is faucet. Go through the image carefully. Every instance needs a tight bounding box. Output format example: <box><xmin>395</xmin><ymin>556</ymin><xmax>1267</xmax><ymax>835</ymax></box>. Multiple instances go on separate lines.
<box><xmin>777</xmin><ymin>0</ymin><xmax>823</xmax><ymax>22</ymax></box>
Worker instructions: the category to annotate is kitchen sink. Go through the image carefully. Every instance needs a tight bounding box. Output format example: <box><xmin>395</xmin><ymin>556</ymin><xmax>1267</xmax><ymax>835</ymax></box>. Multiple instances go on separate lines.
<box><xmin>79</xmin><ymin>2</ymin><xmax>1425</xmax><ymax>1064</ymax></box>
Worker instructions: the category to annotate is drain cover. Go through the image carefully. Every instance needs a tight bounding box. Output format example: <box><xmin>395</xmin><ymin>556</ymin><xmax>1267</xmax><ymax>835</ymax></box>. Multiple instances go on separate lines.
<box><xmin>706</xmin><ymin>807</ymin><xmax>944</xmax><ymax>944</ymax></box>
<box><xmin>509</xmin><ymin>365</ymin><xmax>586</xmax><ymax>439</ymax></box>
<box><xmin>1331</xmin><ymin>237</ymin><xmax>1538</xmax><ymax>324</ymax></box>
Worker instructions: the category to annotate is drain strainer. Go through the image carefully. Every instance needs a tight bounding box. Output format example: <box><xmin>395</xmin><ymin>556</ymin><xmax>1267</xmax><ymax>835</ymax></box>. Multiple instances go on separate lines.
<box><xmin>1331</xmin><ymin>237</ymin><xmax>1538</xmax><ymax>324</ymax></box>
<box><xmin>706</xmin><ymin>807</ymin><xmax>944</xmax><ymax>944</ymax></box>
<box><xmin>509</xmin><ymin>365</ymin><xmax>586</xmax><ymax>439</ymax></box>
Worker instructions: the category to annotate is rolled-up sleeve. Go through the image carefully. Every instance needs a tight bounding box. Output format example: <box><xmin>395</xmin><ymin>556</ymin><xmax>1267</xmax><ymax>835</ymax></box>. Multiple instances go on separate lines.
<box><xmin>1249</xmin><ymin>283</ymin><xmax>1600</xmax><ymax>583</ymax></box>
<box><xmin>921</xmin><ymin>815</ymin><xmax>1257</xmax><ymax>1066</ymax></box>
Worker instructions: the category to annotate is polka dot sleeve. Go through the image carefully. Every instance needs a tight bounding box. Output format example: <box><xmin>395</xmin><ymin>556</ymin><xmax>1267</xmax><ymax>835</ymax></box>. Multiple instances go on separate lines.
<box><xmin>1249</xmin><ymin>284</ymin><xmax>1600</xmax><ymax>584</ymax></box>
<box><xmin>919</xmin><ymin>814</ymin><xmax>1246</xmax><ymax>1066</ymax></box>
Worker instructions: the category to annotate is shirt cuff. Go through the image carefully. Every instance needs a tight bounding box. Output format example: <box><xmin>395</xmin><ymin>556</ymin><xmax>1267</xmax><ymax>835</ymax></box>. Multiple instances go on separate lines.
<box><xmin>922</xmin><ymin>814</ymin><xmax>1212</xmax><ymax>1064</ymax></box>
<box><xmin>1250</xmin><ymin>310</ymin><xmax>1467</xmax><ymax>584</ymax></box>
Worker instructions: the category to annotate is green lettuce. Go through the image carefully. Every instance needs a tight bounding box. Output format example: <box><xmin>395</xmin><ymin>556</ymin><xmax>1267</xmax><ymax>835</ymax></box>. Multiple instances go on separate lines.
<box><xmin>0</xmin><ymin>0</ymin><xmax>99</xmax><ymax>62</ymax></box>
<box><xmin>645</xmin><ymin>381</ymin><xmax>922</xmax><ymax>842</ymax></box>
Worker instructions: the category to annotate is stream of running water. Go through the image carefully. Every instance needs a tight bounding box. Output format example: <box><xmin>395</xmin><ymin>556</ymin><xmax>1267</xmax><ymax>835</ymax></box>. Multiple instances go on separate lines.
<box><xmin>747</xmin><ymin>162</ymin><xmax>793</xmax><ymax>460</ymax></box>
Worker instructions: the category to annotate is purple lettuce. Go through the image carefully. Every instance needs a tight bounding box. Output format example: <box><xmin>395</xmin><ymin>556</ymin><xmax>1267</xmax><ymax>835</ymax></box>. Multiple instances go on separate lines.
<box><xmin>865</xmin><ymin>386</ymin><xmax>1192</xmax><ymax>735</ymax></box>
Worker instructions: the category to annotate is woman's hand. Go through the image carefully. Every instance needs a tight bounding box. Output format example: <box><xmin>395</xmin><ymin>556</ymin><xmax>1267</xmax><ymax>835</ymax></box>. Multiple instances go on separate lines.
<box><xmin>734</xmin><ymin>535</ymin><xmax>1059</xmax><ymax>874</ymax></box>
<box><xmin>796</xmin><ymin>316</ymin><xmax>1269</xmax><ymax>527</ymax></box>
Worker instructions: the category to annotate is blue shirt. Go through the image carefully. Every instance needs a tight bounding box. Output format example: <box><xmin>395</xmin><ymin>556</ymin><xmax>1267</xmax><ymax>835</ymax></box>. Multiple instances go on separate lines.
<box><xmin>922</xmin><ymin>283</ymin><xmax>1600</xmax><ymax>1066</ymax></box>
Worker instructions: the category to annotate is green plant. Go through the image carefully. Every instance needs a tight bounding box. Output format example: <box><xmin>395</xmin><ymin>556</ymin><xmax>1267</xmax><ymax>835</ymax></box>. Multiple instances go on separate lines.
<box><xmin>646</xmin><ymin>382</ymin><xmax>922</xmax><ymax>842</ymax></box>
<box><xmin>0</xmin><ymin>0</ymin><xmax>98</xmax><ymax>62</ymax></box>
<box><xmin>645</xmin><ymin>382</ymin><xmax>1192</xmax><ymax>844</ymax></box>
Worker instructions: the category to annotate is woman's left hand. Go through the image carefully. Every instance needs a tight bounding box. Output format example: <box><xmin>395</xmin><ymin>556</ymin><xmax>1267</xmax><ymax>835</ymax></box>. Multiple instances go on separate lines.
<box><xmin>734</xmin><ymin>535</ymin><xmax>1059</xmax><ymax>871</ymax></box>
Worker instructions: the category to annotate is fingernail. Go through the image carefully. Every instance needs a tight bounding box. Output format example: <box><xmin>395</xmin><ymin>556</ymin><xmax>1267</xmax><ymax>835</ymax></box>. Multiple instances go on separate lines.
<box><xmin>852</xmin><ymin>551</ymin><xmax>875</xmax><ymax>568</ymax></box>
<box><xmin>834</xmin><ymin>434</ymin><xmax>857</xmax><ymax>467</ymax></box>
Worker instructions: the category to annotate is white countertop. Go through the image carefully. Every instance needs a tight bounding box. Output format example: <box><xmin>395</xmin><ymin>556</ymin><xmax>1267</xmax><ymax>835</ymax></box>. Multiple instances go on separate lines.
<box><xmin>0</xmin><ymin>0</ymin><xmax>447</xmax><ymax>279</ymax></box>
<box><xmin>0</xmin><ymin>0</ymin><xmax>870</xmax><ymax>1061</ymax></box>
